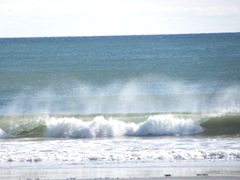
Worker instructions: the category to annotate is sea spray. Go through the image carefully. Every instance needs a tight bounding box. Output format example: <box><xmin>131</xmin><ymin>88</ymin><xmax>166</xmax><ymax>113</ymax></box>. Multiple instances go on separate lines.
<box><xmin>135</xmin><ymin>115</ymin><xmax>202</xmax><ymax>136</ymax></box>
<box><xmin>2</xmin><ymin>75</ymin><xmax>240</xmax><ymax>115</ymax></box>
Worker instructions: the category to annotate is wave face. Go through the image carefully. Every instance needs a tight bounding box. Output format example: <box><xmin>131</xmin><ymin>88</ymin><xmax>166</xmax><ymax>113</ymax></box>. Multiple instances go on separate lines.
<box><xmin>1</xmin><ymin>113</ymin><xmax>240</xmax><ymax>139</ymax></box>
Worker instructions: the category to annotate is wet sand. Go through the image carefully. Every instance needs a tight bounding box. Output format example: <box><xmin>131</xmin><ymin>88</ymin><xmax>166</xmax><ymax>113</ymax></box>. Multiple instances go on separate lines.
<box><xmin>0</xmin><ymin>167</ymin><xmax>240</xmax><ymax>180</ymax></box>
<box><xmin>0</xmin><ymin>176</ymin><xmax>240</xmax><ymax>180</ymax></box>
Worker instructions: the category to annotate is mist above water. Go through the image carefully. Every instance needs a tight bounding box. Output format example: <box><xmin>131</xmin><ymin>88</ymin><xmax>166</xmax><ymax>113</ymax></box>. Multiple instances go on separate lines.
<box><xmin>3</xmin><ymin>76</ymin><xmax>240</xmax><ymax>115</ymax></box>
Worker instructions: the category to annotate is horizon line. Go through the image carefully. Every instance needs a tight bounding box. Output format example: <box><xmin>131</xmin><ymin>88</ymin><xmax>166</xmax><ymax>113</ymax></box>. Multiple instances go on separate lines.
<box><xmin>0</xmin><ymin>31</ymin><xmax>239</xmax><ymax>39</ymax></box>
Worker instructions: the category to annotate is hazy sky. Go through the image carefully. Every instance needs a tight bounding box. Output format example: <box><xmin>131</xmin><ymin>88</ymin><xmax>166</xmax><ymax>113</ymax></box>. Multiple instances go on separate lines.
<box><xmin>0</xmin><ymin>0</ymin><xmax>240</xmax><ymax>37</ymax></box>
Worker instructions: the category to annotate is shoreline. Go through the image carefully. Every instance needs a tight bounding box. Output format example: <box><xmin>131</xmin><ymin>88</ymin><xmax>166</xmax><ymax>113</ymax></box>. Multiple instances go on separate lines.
<box><xmin>1</xmin><ymin>165</ymin><xmax>240</xmax><ymax>180</ymax></box>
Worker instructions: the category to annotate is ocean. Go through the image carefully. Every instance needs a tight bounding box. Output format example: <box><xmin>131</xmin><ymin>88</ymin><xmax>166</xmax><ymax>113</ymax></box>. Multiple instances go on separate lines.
<box><xmin>0</xmin><ymin>33</ymin><xmax>240</xmax><ymax>179</ymax></box>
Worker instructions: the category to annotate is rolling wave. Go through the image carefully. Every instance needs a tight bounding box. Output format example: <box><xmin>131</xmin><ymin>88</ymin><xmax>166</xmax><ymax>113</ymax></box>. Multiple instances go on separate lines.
<box><xmin>0</xmin><ymin>113</ymin><xmax>240</xmax><ymax>138</ymax></box>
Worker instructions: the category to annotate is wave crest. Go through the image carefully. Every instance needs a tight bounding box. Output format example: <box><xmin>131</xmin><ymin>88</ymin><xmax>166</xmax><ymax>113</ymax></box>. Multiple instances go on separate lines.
<box><xmin>1</xmin><ymin>113</ymin><xmax>240</xmax><ymax>139</ymax></box>
<box><xmin>45</xmin><ymin>116</ymin><xmax>137</xmax><ymax>138</ymax></box>
<box><xmin>44</xmin><ymin>115</ymin><xmax>201</xmax><ymax>138</ymax></box>
<box><xmin>136</xmin><ymin>115</ymin><xmax>201</xmax><ymax>136</ymax></box>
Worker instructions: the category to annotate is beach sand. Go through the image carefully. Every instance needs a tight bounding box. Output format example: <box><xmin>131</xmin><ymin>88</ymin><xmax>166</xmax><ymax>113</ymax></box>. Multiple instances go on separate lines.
<box><xmin>0</xmin><ymin>167</ymin><xmax>239</xmax><ymax>180</ymax></box>
<box><xmin>0</xmin><ymin>175</ymin><xmax>239</xmax><ymax>180</ymax></box>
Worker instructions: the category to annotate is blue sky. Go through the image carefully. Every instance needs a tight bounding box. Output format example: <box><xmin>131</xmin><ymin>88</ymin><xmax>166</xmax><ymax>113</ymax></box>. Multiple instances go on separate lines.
<box><xmin>0</xmin><ymin>0</ymin><xmax>240</xmax><ymax>37</ymax></box>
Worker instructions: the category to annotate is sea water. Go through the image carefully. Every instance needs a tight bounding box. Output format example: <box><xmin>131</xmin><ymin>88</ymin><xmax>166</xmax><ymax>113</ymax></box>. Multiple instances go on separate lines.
<box><xmin>0</xmin><ymin>33</ymin><xmax>240</xmax><ymax>178</ymax></box>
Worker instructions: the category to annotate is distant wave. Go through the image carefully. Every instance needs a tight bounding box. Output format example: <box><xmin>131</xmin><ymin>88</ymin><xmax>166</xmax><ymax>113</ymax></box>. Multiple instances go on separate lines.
<box><xmin>0</xmin><ymin>112</ymin><xmax>240</xmax><ymax>138</ymax></box>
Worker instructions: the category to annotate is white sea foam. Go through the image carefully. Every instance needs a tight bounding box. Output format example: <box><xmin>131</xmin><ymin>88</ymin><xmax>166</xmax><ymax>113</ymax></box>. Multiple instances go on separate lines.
<box><xmin>45</xmin><ymin>116</ymin><xmax>137</xmax><ymax>138</ymax></box>
<box><xmin>136</xmin><ymin>115</ymin><xmax>202</xmax><ymax>136</ymax></box>
<box><xmin>43</xmin><ymin>114</ymin><xmax>202</xmax><ymax>138</ymax></box>
<box><xmin>0</xmin><ymin>135</ymin><xmax>240</xmax><ymax>164</ymax></box>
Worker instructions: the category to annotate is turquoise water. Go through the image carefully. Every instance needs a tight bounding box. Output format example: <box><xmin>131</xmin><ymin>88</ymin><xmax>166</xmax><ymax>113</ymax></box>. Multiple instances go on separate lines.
<box><xmin>1</xmin><ymin>34</ymin><xmax>240</xmax><ymax>174</ymax></box>
<box><xmin>0</xmin><ymin>33</ymin><xmax>240</xmax><ymax>114</ymax></box>
<box><xmin>0</xmin><ymin>33</ymin><xmax>240</xmax><ymax>138</ymax></box>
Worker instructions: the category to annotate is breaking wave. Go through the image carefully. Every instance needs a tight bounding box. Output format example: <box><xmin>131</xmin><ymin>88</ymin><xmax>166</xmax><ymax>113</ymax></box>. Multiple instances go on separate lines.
<box><xmin>1</xmin><ymin>112</ymin><xmax>240</xmax><ymax>139</ymax></box>
<box><xmin>44</xmin><ymin>115</ymin><xmax>201</xmax><ymax>138</ymax></box>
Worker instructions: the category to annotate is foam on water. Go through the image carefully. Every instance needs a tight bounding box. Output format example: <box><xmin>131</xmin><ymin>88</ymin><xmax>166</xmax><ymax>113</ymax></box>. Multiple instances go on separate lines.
<box><xmin>0</xmin><ymin>135</ymin><xmax>240</xmax><ymax>164</ymax></box>
<box><xmin>1</xmin><ymin>112</ymin><xmax>240</xmax><ymax>139</ymax></box>
<box><xmin>44</xmin><ymin>115</ymin><xmax>201</xmax><ymax>138</ymax></box>
<box><xmin>45</xmin><ymin>116</ymin><xmax>136</xmax><ymax>138</ymax></box>
<box><xmin>136</xmin><ymin>115</ymin><xmax>201</xmax><ymax>136</ymax></box>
